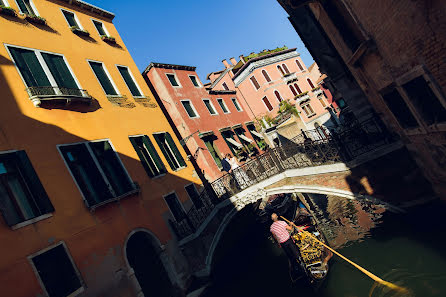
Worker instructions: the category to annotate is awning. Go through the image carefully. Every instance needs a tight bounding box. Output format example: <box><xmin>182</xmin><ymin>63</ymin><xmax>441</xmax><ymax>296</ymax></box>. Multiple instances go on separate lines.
<box><xmin>251</xmin><ymin>130</ymin><xmax>264</xmax><ymax>139</ymax></box>
<box><xmin>226</xmin><ymin>138</ymin><xmax>243</xmax><ymax>149</ymax></box>
<box><xmin>232</xmin><ymin>123</ymin><xmax>243</xmax><ymax>129</ymax></box>
<box><xmin>198</xmin><ymin>131</ymin><xmax>214</xmax><ymax>138</ymax></box>
<box><xmin>239</xmin><ymin>134</ymin><xmax>253</xmax><ymax>143</ymax></box>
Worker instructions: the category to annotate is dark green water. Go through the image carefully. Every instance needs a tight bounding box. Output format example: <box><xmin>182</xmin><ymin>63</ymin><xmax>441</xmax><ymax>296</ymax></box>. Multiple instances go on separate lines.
<box><xmin>203</xmin><ymin>196</ymin><xmax>446</xmax><ymax>297</ymax></box>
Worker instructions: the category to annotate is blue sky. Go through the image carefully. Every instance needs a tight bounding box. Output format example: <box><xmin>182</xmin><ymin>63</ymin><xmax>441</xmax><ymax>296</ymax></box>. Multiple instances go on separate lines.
<box><xmin>86</xmin><ymin>0</ymin><xmax>314</xmax><ymax>81</ymax></box>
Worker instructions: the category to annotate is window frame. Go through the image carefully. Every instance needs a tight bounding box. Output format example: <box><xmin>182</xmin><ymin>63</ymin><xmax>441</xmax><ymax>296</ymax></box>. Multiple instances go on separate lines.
<box><xmin>1</xmin><ymin>0</ymin><xmax>10</xmax><ymax>6</ymax></box>
<box><xmin>307</xmin><ymin>78</ymin><xmax>315</xmax><ymax>89</ymax></box>
<box><xmin>249</xmin><ymin>75</ymin><xmax>260</xmax><ymax>91</ymax></box>
<box><xmin>184</xmin><ymin>183</ymin><xmax>203</xmax><ymax>209</ymax></box>
<box><xmin>273</xmin><ymin>90</ymin><xmax>283</xmax><ymax>103</ymax></box>
<box><xmin>277</xmin><ymin>65</ymin><xmax>285</xmax><ymax>76</ymax></box>
<box><xmin>15</xmin><ymin>0</ymin><xmax>39</xmax><ymax>16</ymax></box>
<box><xmin>262</xmin><ymin>96</ymin><xmax>274</xmax><ymax>111</ymax></box>
<box><xmin>57</xmin><ymin>139</ymin><xmax>135</xmax><ymax>207</ymax></box>
<box><xmin>163</xmin><ymin>191</ymin><xmax>187</xmax><ymax>222</ymax></box>
<box><xmin>5</xmin><ymin>44</ymin><xmax>83</xmax><ymax>93</ymax></box>
<box><xmin>188</xmin><ymin>75</ymin><xmax>201</xmax><ymax>88</ymax></box>
<box><xmin>317</xmin><ymin>94</ymin><xmax>327</xmax><ymax>108</ymax></box>
<box><xmin>91</xmin><ymin>19</ymin><xmax>110</xmax><ymax>37</ymax></box>
<box><xmin>262</xmin><ymin>70</ymin><xmax>272</xmax><ymax>83</ymax></box>
<box><xmin>28</xmin><ymin>241</ymin><xmax>85</xmax><ymax>297</ymax></box>
<box><xmin>222</xmin><ymin>82</ymin><xmax>229</xmax><ymax>91</ymax></box>
<box><xmin>180</xmin><ymin>99</ymin><xmax>200</xmax><ymax>118</ymax></box>
<box><xmin>87</xmin><ymin>59</ymin><xmax>120</xmax><ymax>96</ymax></box>
<box><xmin>129</xmin><ymin>135</ymin><xmax>167</xmax><ymax>179</ymax></box>
<box><xmin>153</xmin><ymin>132</ymin><xmax>186</xmax><ymax>171</ymax></box>
<box><xmin>296</xmin><ymin>59</ymin><xmax>304</xmax><ymax>71</ymax></box>
<box><xmin>165</xmin><ymin>73</ymin><xmax>181</xmax><ymax>88</ymax></box>
<box><xmin>281</xmin><ymin>63</ymin><xmax>290</xmax><ymax>74</ymax></box>
<box><xmin>231</xmin><ymin>97</ymin><xmax>243</xmax><ymax>112</ymax></box>
<box><xmin>300</xmin><ymin>101</ymin><xmax>316</xmax><ymax>117</ymax></box>
<box><xmin>60</xmin><ymin>8</ymin><xmax>83</xmax><ymax>30</ymax></box>
<box><xmin>202</xmin><ymin>98</ymin><xmax>218</xmax><ymax>115</ymax></box>
<box><xmin>216</xmin><ymin>98</ymin><xmax>230</xmax><ymax>114</ymax></box>
<box><xmin>115</xmin><ymin>64</ymin><xmax>145</xmax><ymax>98</ymax></box>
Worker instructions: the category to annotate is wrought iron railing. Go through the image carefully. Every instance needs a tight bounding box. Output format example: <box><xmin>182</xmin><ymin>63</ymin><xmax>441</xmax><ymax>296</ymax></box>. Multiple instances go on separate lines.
<box><xmin>170</xmin><ymin>117</ymin><xmax>398</xmax><ymax>240</ymax></box>
<box><xmin>26</xmin><ymin>86</ymin><xmax>91</xmax><ymax>99</ymax></box>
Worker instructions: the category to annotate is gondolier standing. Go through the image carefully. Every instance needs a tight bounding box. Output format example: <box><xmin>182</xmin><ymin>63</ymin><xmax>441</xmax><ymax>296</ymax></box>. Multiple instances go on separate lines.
<box><xmin>270</xmin><ymin>213</ymin><xmax>304</xmax><ymax>277</ymax></box>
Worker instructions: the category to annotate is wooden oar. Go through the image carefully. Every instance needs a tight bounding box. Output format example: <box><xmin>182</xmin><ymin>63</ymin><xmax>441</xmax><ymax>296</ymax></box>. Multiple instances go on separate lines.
<box><xmin>280</xmin><ymin>216</ymin><xmax>409</xmax><ymax>294</ymax></box>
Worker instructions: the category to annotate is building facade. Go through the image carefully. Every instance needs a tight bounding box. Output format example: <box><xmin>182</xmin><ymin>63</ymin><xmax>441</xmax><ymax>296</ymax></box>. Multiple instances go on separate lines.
<box><xmin>277</xmin><ymin>0</ymin><xmax>446</xmax><ymax>198</ymax></box>
<box><xmin>206</xmin><ymin>47</ymin><xmax>338</xmax><ymax>131</ymax></box>
<box><xmin>0</xmin><ymin>1</ymin><xmax>203</xmax><ymax>296</ymax></box>
<box><xmin>144</xmin><ymin>63</ymin><xmax>265</xmax><ymax>182</ymax></box>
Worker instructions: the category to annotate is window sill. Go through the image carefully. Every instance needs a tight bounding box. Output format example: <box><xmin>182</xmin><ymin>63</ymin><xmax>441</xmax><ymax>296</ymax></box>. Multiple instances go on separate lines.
<box><xmin>11</xmin><ymin>213</ymin><xmax>53</xmax><ymax>230</ymax></box>
<box><xmin>89</xmin><ymin>187</ymin><xmax>140</xmax><ymax>211</ymax></box>
<box><xmin>307</xmin><ymin>113</ymin><xmax>316</xmax><ymax>118</ymax></box>
<box><xmin>172</xmin><ymin>166</ymin><xmax>187</xmax><ymax>172</ymax></box>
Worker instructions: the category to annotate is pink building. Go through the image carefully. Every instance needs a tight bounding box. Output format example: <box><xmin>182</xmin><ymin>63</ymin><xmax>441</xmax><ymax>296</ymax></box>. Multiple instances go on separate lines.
<box><xmin>144</xmin><ymin>63</ymin><xmax>266</xmax><ymax>181</ymax></box>
<box><xmin>207</xmin><ymin>47</ymin><xmax>338</xmax><ymax>131</ymax></box>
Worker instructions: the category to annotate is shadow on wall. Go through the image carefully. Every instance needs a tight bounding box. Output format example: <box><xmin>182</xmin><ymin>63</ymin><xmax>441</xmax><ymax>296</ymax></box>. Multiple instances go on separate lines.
<box><xmin>0</xmin><ymin>58</ymin><xmax>198</xmax><ymax>297</ymax></box>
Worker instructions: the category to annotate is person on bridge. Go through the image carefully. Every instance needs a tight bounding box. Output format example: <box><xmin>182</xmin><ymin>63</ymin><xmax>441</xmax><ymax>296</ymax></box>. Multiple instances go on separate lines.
<box><xmin>270</xmin><ymin>213</ymin><xmax>304</xmax><ymax>279</ymax></box>
<box><xmin>220</xmin><ymin>153</ymin><xmax>231</xmax><ymax>173</ymax></box>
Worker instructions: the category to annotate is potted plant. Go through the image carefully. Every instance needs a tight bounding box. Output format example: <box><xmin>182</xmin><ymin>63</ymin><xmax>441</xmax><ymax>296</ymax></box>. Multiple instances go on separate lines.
<box><xmin>0</xmin><ymin>5</ymin><xmax>17</xmax><ymax>17</ymax></box>
<box><xmin>70</xmin><ymin>26</ymin><xmax>90</xmax><ymax>36</ymax></box>
<box><xmin>25</xmin><ymin>14</ymin><xmax>46</xmax><ymax>25</ymax></box>
<box><xmin>101</xmin><ymin>35</ymin><xmax>116</xmax><ymax>44</ymax></box>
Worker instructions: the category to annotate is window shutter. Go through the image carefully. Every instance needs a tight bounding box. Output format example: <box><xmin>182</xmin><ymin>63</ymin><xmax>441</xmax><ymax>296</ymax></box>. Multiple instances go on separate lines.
<box><xmin>16</xmin><ymin>0</ymin><xmax>30</xmax><ymax>14</ymax></box>
<box><xmin>15</xmin><ymin>151</ymin><xmax>54</xmax><ymax>214</ymax></box>
<box><xmin>89</xmin><ymin>62</ymin><xmax>117</xmax><ymax>95</ymax></box>
<box><xmin>154</xmin><ymin>134</ymin><xmax>176</xmax><ymax>170</ymax></box>
<box><xmin>165</xmin><ymin>194</ymin><xmax>186</xmax><ymax>221</ymax></box>
<box><xmin>93</xmin><ymin>21</ymin><xmax>106</xmax><ymax>36</ymax></box>
<box><xmin>9</xmin><ymin>47</ymin><xmax>52</xmax><ymax>88</ymax></box>
<box><xmin>42</xmin><ymin>53</ymin><xmax>80</xmax><ymax>95</ymax></box>
<box><xmin>118</xmin><ymin>66</ymin><xmax>141</xmax><ymax>97</ymax></box>
<box><xmin>165</xmin><ymin>133</ymin><xmax>186</xmax><ymax>167</ymax></box>
<box><xmin>204</xmin><ymin>139</ymin><xmax>222</xmax><ymax>168</ymax></box>
<box><xmin>142</xmin><ymin>136</ymin><xmax>167</xmax><ymax>174</ymax></box>
<box><xmin>0</xmin><ymin>183</ymin><xmax>22</xmax><ymax>226</ymax></box>
<box><xmin>63</xmin><ymin>11</ymin><xmax>78</xmax><ymax>28</ymax></box>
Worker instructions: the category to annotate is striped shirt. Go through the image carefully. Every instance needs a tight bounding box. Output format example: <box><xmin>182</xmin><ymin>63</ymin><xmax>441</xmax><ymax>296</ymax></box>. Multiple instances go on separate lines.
<box><xmin>270</xmin><ymin>220</ymin><xmax>290</xmax><ymax>243</ymax></box>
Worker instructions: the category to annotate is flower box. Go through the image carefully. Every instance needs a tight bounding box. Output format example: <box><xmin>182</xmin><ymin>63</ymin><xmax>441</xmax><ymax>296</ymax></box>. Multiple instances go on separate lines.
<box><xmin>0</xmin><ymin>6</ymin><xmax>17</xmax><ymax>17</ymax></box>
<box><xmin>25</xmin><ymin>14</ymin><xmax>46</xmax><ymax>25</ymax></box>
<box><xmin>101</xmin><ymin>35</ymin><xmax>116</xmax><ymax>44</ymax></box>
<box><xmin>71</xmin><ymin>26</ymin><xmax>90</xmax><ymax>37</ymax></box>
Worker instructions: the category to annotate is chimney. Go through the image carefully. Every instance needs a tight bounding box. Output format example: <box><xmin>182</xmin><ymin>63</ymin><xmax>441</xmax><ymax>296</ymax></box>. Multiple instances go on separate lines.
<box><xmin>239</xmin><ymin>55</ymin><xmax>245</xmax><ymax>64</ymax></box>
<box><xmin>222</xmin><ymin>59</ymin><xmax>230</xmax><ymax>68</ymax></box>
<box><xmin>230</xmin><ymin>57</ymin><xmax>237</xmax><ymax>65</ymax></box>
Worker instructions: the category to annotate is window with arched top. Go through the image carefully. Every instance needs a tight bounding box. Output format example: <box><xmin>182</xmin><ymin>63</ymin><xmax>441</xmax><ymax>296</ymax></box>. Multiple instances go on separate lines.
<box><xmin>274</xmin><ymin>90</ymin><xmax>282</xmax><ymax>102</ymax></box>
<box><xmin>300</xmin><ymin>101</ymin><xmax>315</xmax><ymax>117</ymax></box>
<box><xmin>262</xmin><ymin>96</ymin><xmax>273</xmax><ymax>111</ymax></box>
<box><xmin>289</xmin><ymin>85</ymin><xmax>297</xmax><ymax>96</ymax></box>
<box><xmin>294</xmin><ymin>83</ymin><xmax>302</xmax><ymax>94</ymax></box>
<box><xmin>262</xmin><ymin>70</ymin><xmax>271</xmax><ymax>83</ymax></box>
<box><xmin>277</xmin><ymin>65</ymin><xmax>284</xmax><ymax>76</ymax></box>
<box><xmin>282</xmin><ymin>64</ymin><xmax>290</xmax><ymax>74</ymax></box>
<box><xmin>307</xmin><ymin>78</ymin><xmax>315</xmax><ymax>89</ymax></box>
<box><xmin>296</xmin><ymin>60</ymin><xmax>304</xmax><ymax>71</ymax></box>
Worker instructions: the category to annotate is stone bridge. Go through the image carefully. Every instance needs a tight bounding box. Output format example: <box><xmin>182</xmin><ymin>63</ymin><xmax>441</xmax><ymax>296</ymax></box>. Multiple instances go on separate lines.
<box><xmin>169</xmin><ymin>118</ymin><xmax>435</xmax><ymax>282</ymax></box>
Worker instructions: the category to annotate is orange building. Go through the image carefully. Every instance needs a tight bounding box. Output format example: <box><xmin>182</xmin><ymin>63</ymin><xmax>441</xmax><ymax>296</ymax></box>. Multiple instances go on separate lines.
<box><xmin>0</xmin><ymin>1</ymin><xmax>203</xmax><ymax>296</ymax></box>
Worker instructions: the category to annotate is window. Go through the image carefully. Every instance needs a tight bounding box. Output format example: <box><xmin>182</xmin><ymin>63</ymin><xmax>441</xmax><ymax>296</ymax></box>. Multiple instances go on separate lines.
<box><xmin>217</xmin><ymin>98</ymin><xmax>229</xmax><ymax>113</ymax></box>
<box><xmin>262</xmin><ymin>96</ymin><xmax>273</xmax><ymax>111</ymax></box>
<box><xmin>274</xmin><ymin>90</ymin><xmax>283</xmax><ymax>102</ymax></box>
<box><xmin>164</xmin><ymin>192</ymin><xmax>186</xmax><ymax>221</ymax></box>
<box><xmin>222</xmin><ymin>82</ymin><xmax>229</xmax><ymax>91</ymax></box>
<box><xmin>166</xmin><ymin>73</ymin><xmax>180</xmax><ymax>87</ymax></box>
<box><xmin>234</xmin><ymin>127</ymin><xmax>253</xmax><ymax>153</ymax></box>
<box><xmin>294</xmin><ymin>83</ymin><xmax>302</xmax><ymax>94</ymax></box>
<box><xmin>318</xmin><ymin>94</ymin><xmax>327</xmax><ymax>107</ymax></box>
<box><xmin>231</xmin><ymin>98</ymin><xmax>242</xmax><ymax>112</ymax></box>
<box><xmin>117</xmin><ymin>65</ymin><xmax>142</xmax><ymax>97</ymax></box>
<box><xmin>221</xmin><ymin>130</ymin><xmax>242</xmax><ymax>156</ymax></box>
<box><xmin>300</xmin><ymin>101</ymin><xmax>315</xmax><ymax>117</ymax></box>
<box><xmin>8</xmin><ymin>46</ymin><xmax>81</xmax><ymax>96</ymax></box>
<box><xmin>307</xmin><ymin>78</ymin><xmax>315</xmax><ymax>89</ymax></box>
<box><xmin>289</xmin><ymin>85</ymin><xmax>297</xmax><ymax>96</ymax></box>
<box><xmin>262</xmin><ymin>70</ymin><xmax>271</xmax><ymax>83</ymax></box>
<box><xmin>202</xmin><ymin>135</ymin><xmax>222</xmax><ymax>168</ymax></box>
<box><xmin>282</xmin><ymin>64</ymin><xmax>290</xmax><ymax>74</ymax></box>
<box><xmin>153</xmin><ymin>132</ymin><xmax>186</xmax><ymax>171</ymax></box>
<box><xmin>181</xmin><ymin>100</ymin><xmax>199</xmax><ymax>118</ymax></box>
<box><xmin>59</xmin><ymin>141</ymin><xmax>135</xmax><ymax>208</ymax></box>
<box><xmin>203</xmin><ymin>99</ymin><xmax>218</xmax><ymax>115</ymax></box>
<box><xmin>0</xmin><ymin>150</ymin><xmax>54</xmax><ymax>227</ymax></box>
<box><xmin>277</xmin><ymin>65</ymin><xmax>285</xmax><ymax>76</ymax></box>
<box><xmin>402</xmin><ymin>76</ymin><xmax>446</xmax><ymax>125</ymax></box>
<box><xmin>16</xmin><ymin>0</ymin><xmax>37</xmax><ymax>15</ymax></box>
<box><xmin>30</xmin><ymin>243</ymin><xmax>84</xmax><ymax>297</ymax></box>
<box><xmin>61</xmin><ymin>9</ymin><xmax>81</xmax><ymax>29</ymax></box>
<box><xmin>189</xmin><ymin>75</ymin><xmax>200</xmax><ymax>87</ymax></box>
<box><xmin>88</xmin><ymin>61</ymin><xmax>118</xmax><ymax>96</ymax></box>
<box><xmin>92</xmin><ymin>19</ymin><xmax>108</xmax><ymax>36</ymax></box>
<box><xmin>250</xmin><ymin>76</ymin><xmax>260</xmax><ymax>90</ymax></box>
<box><xmin>382</xmin><ymin>89</ymin><xmax>419</xmax><ymax>129</ymax></box>
<box><xmin>185</xmin><ymin>184</ymin><xmax>203</xmax><ymax>208</ymax></box>
<box><xmin>296</xmin><ymin>60</ymin><xmax>304</xmax><ymax>71</ymax></box>
<box><xmin>129</xmin><ymin>136</ymin><xmax>167</xmax><ymax>178</ymax></box>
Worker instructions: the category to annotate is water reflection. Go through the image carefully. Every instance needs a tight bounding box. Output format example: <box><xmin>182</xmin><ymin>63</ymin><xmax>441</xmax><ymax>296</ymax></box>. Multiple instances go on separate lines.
<box><xmin>203</xmin><ymin>194</ymin><xmax>446</xmax><ymax>297</ymax></box>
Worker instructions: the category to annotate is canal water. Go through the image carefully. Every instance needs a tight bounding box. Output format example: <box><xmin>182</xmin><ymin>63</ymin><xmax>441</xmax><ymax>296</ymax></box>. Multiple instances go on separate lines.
<box><xmin>202</xmin><ymin>195</ymin><xmax>446</xmax><ymax>297</ymax></box>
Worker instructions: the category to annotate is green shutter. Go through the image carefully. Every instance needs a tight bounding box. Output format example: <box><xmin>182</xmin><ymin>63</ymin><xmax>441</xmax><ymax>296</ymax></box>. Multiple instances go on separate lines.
<box><xmin>203</xmin><ymin>139</ymin><xmax>222</xmax><ymax>168</ymax></box>
<box><xmin>165</xmin><ymin>133</ymin><xmax>186</xmax><ymax>167</ymax></box>
<box><xmin>63</xmin><ymin>11</ymin><xmax>78</xmax><ymax>28</ymax></box>
<box><xmin>42</xmin><ymin>53</ymin><xmax>80</xmax><ymax>95</ymax></box>
<box><xmin>15</xmin><ymin>151</ymin><xmax>54</xmax><ymax>214</ymax></box>
<box><xmin>89</xmin><ymin>61</ymin><xmax>117</xmax><ymax>95</ymax></box>
<box><xmin>117</xmin><ymin>66</ymin><xmax>141</xmax><ymax>97</ymax></box>
<box><xmin>154</xmin><ymin>134</ymin><xmax>176</xmax><ymax>170</ymax></box>
<box><xmin>182</xmin><ymin>101</ymin><xmax>197</xmax><ymax>117</ymax></box>
<box><xmin>142</xmin><ymin>136</ymin><xmax>167</xmax><ymax>174</ymax></box>
<box><xmin>9</xmin><ymin>47</ymin><xmax>52</xmax><ymax>88</ymax></box>
<box><xmin>165</xmin><ymin>193</ymin><xmax>185</xmax><ymax>221</ymax></box>
<box><xmin>93</xmin><ymin>20</ymin><xmax>106</xmax><ymax>36</ymax></box>
<box><xmin>16</xmin><ymin>0</ymin><xmax>31</xmax><ymax>14</ymax></box>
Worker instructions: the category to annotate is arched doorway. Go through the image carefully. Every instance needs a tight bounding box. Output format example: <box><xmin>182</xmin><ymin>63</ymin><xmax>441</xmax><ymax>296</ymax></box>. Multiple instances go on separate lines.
<box><xmin>125</xmin><ymin>231</ymin><xmax>172</xmax><ymax>297</ymax></box>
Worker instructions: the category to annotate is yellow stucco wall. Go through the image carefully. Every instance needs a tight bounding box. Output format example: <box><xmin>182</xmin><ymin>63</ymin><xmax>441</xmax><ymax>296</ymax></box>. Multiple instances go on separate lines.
<box><xmin>0</xmin><ymin>1</ymin><xmax>200</xmax><ymax>296</ymax></box>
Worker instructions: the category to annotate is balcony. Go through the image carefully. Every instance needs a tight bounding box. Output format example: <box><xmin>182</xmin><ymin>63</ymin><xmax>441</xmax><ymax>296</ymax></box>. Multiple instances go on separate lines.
<box><xmin>294</xmin><ymin>91</ymin><xmax>310</xmax><ymax>102</ymax></box>
<box><xmin>282</xmin><ymin>72</ymin><xmax>297</xmax><ymax>83</ymax></box>
<box><xmin>26</xmin><ymin>86</ymin><xmax>92</xmax><ymax>107</ymax></box>
<box><xmin>312</xmin><ymin>87</ymin><xmax>323</xmax><ymax>96</ymax></box>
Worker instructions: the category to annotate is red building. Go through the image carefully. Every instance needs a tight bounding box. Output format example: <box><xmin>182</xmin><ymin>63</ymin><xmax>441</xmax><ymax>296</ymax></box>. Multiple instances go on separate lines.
<box><xmin>144</xmin><ymin>63</ymin><xmax>266</xmax><ymax>181</ymax></box>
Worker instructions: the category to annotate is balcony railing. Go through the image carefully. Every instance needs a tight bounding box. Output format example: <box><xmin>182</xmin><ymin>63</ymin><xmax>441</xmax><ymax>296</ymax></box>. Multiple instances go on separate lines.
<box><xmin>26</xmin><ymin>86</ymin><xmax>92</xmax><ymax>107</ymax></box>
<box><xmin>282</xmin><ymin>72</ymin><xmax>297</xmax><ymax>83</ymax></box>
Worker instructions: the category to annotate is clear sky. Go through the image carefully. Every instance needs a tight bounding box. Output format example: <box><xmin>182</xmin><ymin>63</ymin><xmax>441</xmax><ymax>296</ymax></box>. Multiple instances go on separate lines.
<box><xmin>86</xmin><ymin>0</ymin><xmax>314</xmax><ymax>81</ymax></box>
